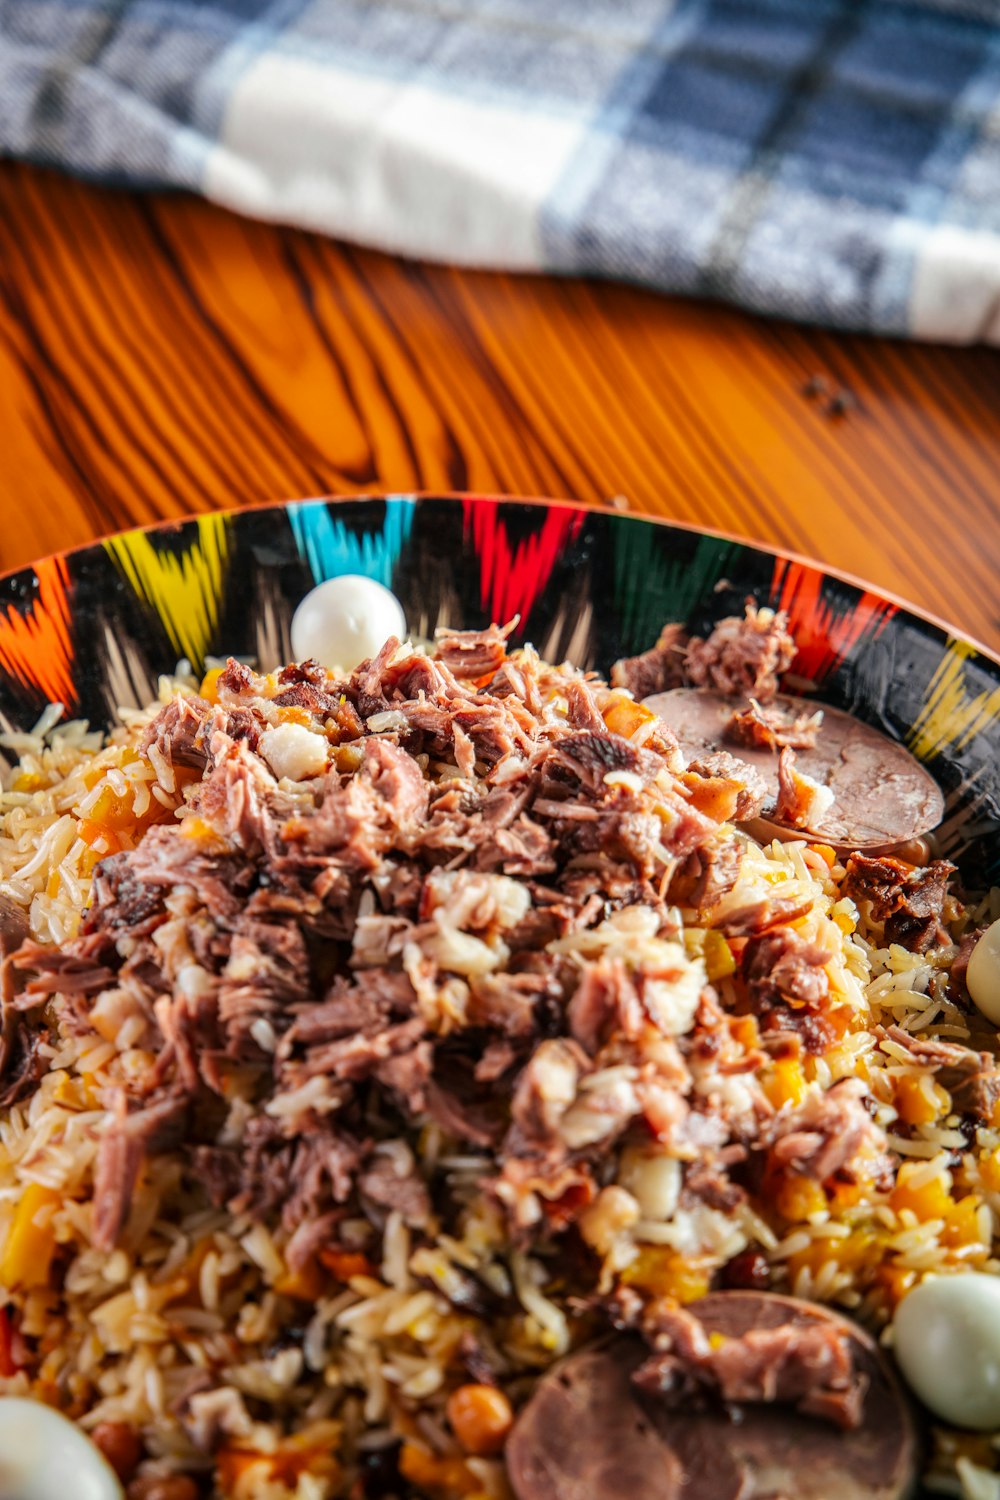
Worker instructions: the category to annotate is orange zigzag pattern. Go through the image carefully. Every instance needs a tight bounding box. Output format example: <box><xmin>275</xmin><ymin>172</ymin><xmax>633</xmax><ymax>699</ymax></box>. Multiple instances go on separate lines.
<box><xmin>770</xmin><ymin>559</ymin><xmax>896</xmax><ymax>683</ymax></box>
<box><xmin>463</xmin><ymin>500</ymin><xmax>584</xmax><ymax>628</ymax></box>
<box><xmin>0</xmin><ymin>556</ymin><xmax>76</xmax><ymax>709</ymax></box>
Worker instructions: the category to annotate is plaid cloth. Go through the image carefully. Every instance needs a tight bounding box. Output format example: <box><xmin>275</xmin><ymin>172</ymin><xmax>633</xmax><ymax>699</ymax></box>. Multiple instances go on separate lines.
<box><xmin>3</xmin><ymin>0</ymin><xmax>1000</xmax><ymax>342</ymax></box>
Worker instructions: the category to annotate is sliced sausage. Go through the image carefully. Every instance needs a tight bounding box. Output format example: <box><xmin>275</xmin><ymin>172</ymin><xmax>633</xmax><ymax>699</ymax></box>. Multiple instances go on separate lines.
<box><xmin>506</xmin><ymin>1292</ymin><xmax>918</xmax><ymax>1500</ymax></box>
<box><xmin>645</xmin><ymin>688</ymin><xmax>943</xmax><ymax>852</ymax></box>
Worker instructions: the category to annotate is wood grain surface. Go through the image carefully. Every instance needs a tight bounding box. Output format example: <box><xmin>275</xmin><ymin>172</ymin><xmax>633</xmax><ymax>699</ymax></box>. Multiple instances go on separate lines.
<box><xmin>1</xmin><ymin>161</ymin><xmax>998</xmax><ymax>652</ymax></box>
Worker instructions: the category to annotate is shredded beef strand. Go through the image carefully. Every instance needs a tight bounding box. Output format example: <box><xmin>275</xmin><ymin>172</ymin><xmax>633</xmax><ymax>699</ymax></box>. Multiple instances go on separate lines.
<box><xmin>684</xmin><ymin>603</ymin><xmax>797</xmax><ymax>704</ymax></box>
<box><xmin>632</xmin><ymin>1300</ymin><xmax>866</xmax><ymax>1430</ymax></box>
<box><xmin>610</xmin><ymin>623</ymin><xmax>689</xmax><ymax>700</ymax></box>
<box><xmin>845</xmin><ymin>854</ymin><xmax>956</xmax><ymax>952</ymax></box>
<box><xmin>725</xmin><ymin>698</ymin><xmax>823</xmax><ymax>752</ymax></box>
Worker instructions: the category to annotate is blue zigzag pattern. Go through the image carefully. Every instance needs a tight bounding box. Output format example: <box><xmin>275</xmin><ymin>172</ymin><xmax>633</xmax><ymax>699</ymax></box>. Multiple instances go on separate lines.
<box><xmin>287</xmin><ymin>497</ymin><xmax>415</xmax><ymax>586</ymax></box>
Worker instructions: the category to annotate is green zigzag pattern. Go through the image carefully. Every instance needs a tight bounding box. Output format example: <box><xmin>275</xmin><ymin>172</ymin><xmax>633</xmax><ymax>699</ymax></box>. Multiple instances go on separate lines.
<box><xmin>613</xmin><ymin>526</ymin><xmax>738</xmax><ymax>655</ymax></box>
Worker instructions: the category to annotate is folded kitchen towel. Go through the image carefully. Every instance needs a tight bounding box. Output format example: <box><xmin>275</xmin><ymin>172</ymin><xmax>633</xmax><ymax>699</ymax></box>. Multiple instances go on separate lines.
<box><xmin>3</xmin><ymin>0</ymin><xmax>1000</xmax><ymax>342</ymax></box>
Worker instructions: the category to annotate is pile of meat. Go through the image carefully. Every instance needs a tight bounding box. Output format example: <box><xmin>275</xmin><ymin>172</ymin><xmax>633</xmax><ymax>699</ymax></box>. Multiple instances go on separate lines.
<box><xmin>0</xmin><ymin>622</ymin><xmax>966</xmax><ymax>1286</ymax></box>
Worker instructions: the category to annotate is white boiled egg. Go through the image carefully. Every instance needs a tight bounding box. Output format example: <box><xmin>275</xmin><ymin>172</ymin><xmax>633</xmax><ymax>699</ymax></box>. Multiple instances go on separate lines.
<box><xmin>967</xmin><ymin>920</ymin><xmax>1000</xmax><ymax>1026</ymax></box>
<box><xmin>290</xmin><ymin>575</ymin><xmax>406</xmax><ymax>673</ymax></box>
<box><xmin>893</xmin><ymin>1274</ymin><xmax>1000</xmax><ymax>1429</ymax></box>
<box><xmin>0</xmin><ymin>1398</ymin><xmax>122</xmax><ymax>1499</ymax></box>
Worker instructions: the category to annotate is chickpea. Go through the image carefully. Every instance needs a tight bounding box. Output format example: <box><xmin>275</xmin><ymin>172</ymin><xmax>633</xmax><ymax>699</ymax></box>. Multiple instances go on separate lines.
<box><xmin>446</xmin><ymin>1382</ymin><xmax>514</xmax><ymax>1456</ymax></box>
<box><xmin>92</xmin><ymin>1421</ymin><xmax>142</xmax><ymax>1482</ymax></box>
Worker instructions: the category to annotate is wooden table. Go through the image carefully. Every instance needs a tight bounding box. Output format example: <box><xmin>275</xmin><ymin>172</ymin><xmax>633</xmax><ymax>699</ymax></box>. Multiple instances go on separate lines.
<box><xmin>2</xmin><ymin>161</ymin><xmax>998</xmax><ymax>654</ymax></box>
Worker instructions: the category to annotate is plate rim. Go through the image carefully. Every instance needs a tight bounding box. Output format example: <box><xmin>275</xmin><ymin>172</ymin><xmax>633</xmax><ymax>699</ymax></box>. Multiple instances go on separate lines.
<box><xmin>2</xmin><ymin>491</ymin><xmax>997</xmax><ymax>672</ymax></box>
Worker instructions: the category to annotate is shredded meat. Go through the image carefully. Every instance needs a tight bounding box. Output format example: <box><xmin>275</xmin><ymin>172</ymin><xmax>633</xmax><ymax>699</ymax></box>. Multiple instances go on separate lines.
<box><xmin>93</xmin><ymin>1092</ymin><xmax>189</xmax><ymax>1251</ymax></box>
<box><xmin>726</xmin><ymin>698</ymin><xmax>823</xmax><ymax>751</ymax></box>
<box><xmin>358</xmin><ymin>1153</ymin><xmax>431</xmax><ymax>1227</ymax></box>
<box><xmin>711</xmin><ymin>894</ymin><xmax>814</xmax><ymax>938</ymax></box>
<box><xmin>772</xmin><ymin>746</ymin><xmax>832</xmax><ymax>830</ymax></box>
<box><xmin>0</xmin><ymin>625</ymin><xmax>904</xmax><ymax>1270</ymax></box>
<box><xmin>610</xmin><ymin>623</ymin><xmax>688</xmax><ymax>700</ymax></box>
<box><xmin>844</xmin><ymin>854</ymin><xmax>956</xmax><ymax>952</ymax></box>
<box><xmin>880</xmin><ymin>1024</ymin><xmax>1000</xmax><ymax>1121</ymax></box>
<box><xmin>681</xmin><ymin>838</ymin><xmax>745</xmax><ymax>913</ymax></box>
<box><xmin>140</xmin><ymin>694</ymin><xmax>214</xmax><ymax>769</ymax></box>
<box><xmin>684</xmin><ymin>603</ymin><xmax>797</xmax><ymax>704</ymax></box>
<box><xmin>743</xmin><ymin>927</ymin><xmax>830</xmax><ymax>1008</ymax></box>
<box><xmin>434</xmin><ymin>623</ymin><xmax>511</xmax><ymax>682</ymax></box>
<box><xmin>632</xmin><ymin>1300</ymin><xmax>865</xmax><ymax>1430</ymax></box>
<box><xmin>683</xmin><ymin>750</ymin><xmax>767</xmax><ymax>821</ymax></box>
<box><xmin>766</xmin><ymin>1078</ymin><xmax>884</xmax><ymax>1184</ymax></box>
<box><xmin>0</xmin><ymin>897</ymin><xmax>43</xmax><ymax>1108</ymax></box>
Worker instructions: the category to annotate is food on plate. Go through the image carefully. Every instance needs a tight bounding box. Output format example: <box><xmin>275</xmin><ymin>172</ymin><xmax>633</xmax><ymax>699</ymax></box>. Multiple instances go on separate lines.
<box><xmin>645</xmin><ymin>688</ymin><xmax>943</xmax><ymax>853</ymax></box>
<box><xmin>507</xmin><ymin>1291</ymin><xmax>917</xmax><ymax>1500</ymax></box>
<box><xmin>0</xmin><ymin>601</ymin><xmax>995</xmax><ymax>1498</ymax></box>
<box><xmin>627</xmin><ymin>603</ymin><xmax>943</xmax><ymax>853</ymax></box>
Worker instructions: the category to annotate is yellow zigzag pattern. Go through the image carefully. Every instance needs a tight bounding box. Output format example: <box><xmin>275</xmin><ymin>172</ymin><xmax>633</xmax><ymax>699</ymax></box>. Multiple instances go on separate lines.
<box><xmin>104</xmin><ymin>516</ymin><xmax>230</xmax><ymax>670</ymax></box>
<box><xmin>908</xmin><ymin>638</ymin><xmax>1000</xmax><ymax>761</ymax></box>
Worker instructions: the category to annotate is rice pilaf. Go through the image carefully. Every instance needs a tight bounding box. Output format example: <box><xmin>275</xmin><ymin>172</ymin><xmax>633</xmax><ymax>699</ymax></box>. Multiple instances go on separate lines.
<box><xmin>0</xmin><ymin>622</ymin><xmax>997</xmax><ymax>1499</ymax></box>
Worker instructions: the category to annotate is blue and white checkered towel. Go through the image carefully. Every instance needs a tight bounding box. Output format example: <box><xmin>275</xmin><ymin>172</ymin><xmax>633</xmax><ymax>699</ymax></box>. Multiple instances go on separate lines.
<box><xmin>4</xmin><ymin>0</ymin><xmax>1000</xmax><ymax>342</ymax></box>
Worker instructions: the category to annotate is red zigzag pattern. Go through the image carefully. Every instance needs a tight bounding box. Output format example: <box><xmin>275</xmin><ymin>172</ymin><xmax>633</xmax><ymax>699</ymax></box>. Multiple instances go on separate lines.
<box><xmin>462</xmin><ymin>500</ymin><xmax>584</xmax><ymax>628</ymax></box>
<box><xmin>771</xmin><ymin>559</ymin><xmax>897</xmax><ymax>683</ymax></box>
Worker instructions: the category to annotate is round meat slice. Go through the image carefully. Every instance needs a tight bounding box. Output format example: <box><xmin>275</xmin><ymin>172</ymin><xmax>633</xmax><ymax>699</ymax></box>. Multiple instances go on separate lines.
<box><xmin>506</xmin><ymin>1293</ymin><xmax>918</xmax><ymax>1500</ymax></box>
<box><xmin>645</xmin><ymin>687</ymin><xmax>942</xmax><ymax>852</ymax></box>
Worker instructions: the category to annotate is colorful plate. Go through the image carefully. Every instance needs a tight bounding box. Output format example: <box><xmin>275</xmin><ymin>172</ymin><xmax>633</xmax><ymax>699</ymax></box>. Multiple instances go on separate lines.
<box><xmin>1</xmin><ymin>494</ymin><xmax>998</xmax><ymax>883</ymax></box>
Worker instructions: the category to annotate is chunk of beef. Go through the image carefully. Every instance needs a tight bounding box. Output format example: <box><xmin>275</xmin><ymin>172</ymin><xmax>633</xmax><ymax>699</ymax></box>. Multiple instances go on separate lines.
<box><xmin>844</xmin><ymin>854</ymin><xmax>956</xmax><ymax>952</ymax></box>
<box><xmin>725</xmin><ymin>699</ymin><xmax>823</xmax><ymax>752</ymax></box>
<box><xmin>93</xmin><ymin>1091</ymin><xmax>189</xmax><ymax>1250</ymax></box>
<box><xmin>681</xmin><ymin>839</ymin><xmax>744</xmax><ymax>914</ymax></box>
<box><xmin>358</xmin><ymin>1152</ymin><xmax>431</xmax><ymax>1227</ymax></box>
<box><xmin>611</xmin><ymin>623</ymin><xmax>688</xmax><ymax>699</ymax></box>
<box><xmin>82</xmin><ymin>850</ymin><xmax>171</xmax><ymax>934</ymax></box>
<box><xmin>683</xmin><ymin>751</ymin><xmax>767</xmax><ymax>821</ymax></box>
<box><xmin>375</xmin><ymin>1037</ymin><xmax>433</xmax><ymax>1114</ymax></box>
<box><xmin>281</xmin><ymin>1129</ymin><xmax>367</xmax><ymax>1231</ymax></box>
<box><xmin>681</xmin><ymin>1158</ymin><xmax>744</xmax><ymax>1213</ymax></box>
<box><xmin>711</xmin><ymin>894</ymin><xmax>814</xmax><ymax>938</ymax></box>
<box><xmin>197</xmin><ymin>1117</ymin><xmax>364</xmax><ymax>1232</ymax></box>
<box><xmin>216</xmin><ymin>657</ymin><xmax>256</xmax><ymax>699</ymax></box>
<box><xmin>474</xmin><ymin>814</ymin><xmax>556</xmax><ymax>877</ymax></box>
<box><xmin>772</xmin><ymin>746</ymin><xmax>833</xmax><ymax>831</ymax></box>
<box><xmin>561</xmin><ymin>679</ymin><xmax>610</xmax><ymax>734</ymax></box>
<box><xmin>567</xmin><ymin>960</ymin><xmax>643</xmax><ymax>1053</ymax></box>
<box><xmin>742</xmin><ymin>927</ymin><xmax>830</xmax><ymax>1008</ymax></box>
<box><xmin>633</xmin><ymin>1297</ymin><xmax>864</xmax><ymax>1430</ymax></box>
<box><xmin>469</xmin><ymin>969</ymin><xmax>561</xmax><ymax>1038</ymax></box>
<box><xmin>196</xmin><ymin>749</ymin><xmax>278</xmax><ymax>855</ymax></box>
<box><xmin>217</xmin><ymin>918</ymin><xmax>311</xmax><ymax>1056</ymax></box>
<box><xmin>950</xmin><ymin>926</ymin><xmax>987</xmax><ymax>1004</ymax></box>
<box><xmin>12</xmin><ymin>935</ymin><xmax>118</xmax><ymax>999</ymax></box>
<box><xmin>766</xmin><ymin>1078</ymin><xmax>884</xmax><ymax>1184</ymax></box>
<box><xmin>286</xmin><ymin>1016</ymin><xmax>426</xmax><ymax>1084</ymax></box>
<box><xmin>0</xmin><ymin>897</ymin><xmax>40</xmax><ymax>1107</ymax></box>
<box><xmin>684</xmin><ymin>604</ymin><xmax>796</xmax><ymax>704</ymax></box>
<box><xmin>140</xmin><ymin>695</ymin><xmax>214</xmax><ymax>770</ymax></box>
<box><xmin>880</xmin><ymin>1024</ymin><xmax>1000</xmax><ymax>1122</ymax></box>
<box><xmin>363</xmin><ymin>738</ymin><xmax>431</xmax><ymax>830</ymax></box>
<box><xmin>0</xmin><ymin>1023</ymin><xmax>44</xmax><ymax>1108</ymax></box>
<box><xmin>433</xmin><ymin>624</ymin><xmax>510</xmax><ymax>682</ymax></box>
